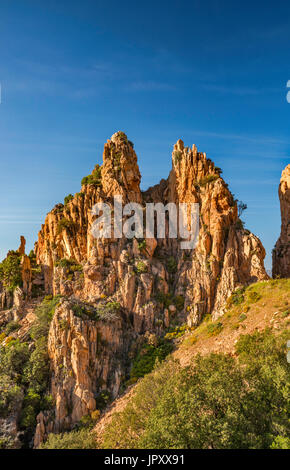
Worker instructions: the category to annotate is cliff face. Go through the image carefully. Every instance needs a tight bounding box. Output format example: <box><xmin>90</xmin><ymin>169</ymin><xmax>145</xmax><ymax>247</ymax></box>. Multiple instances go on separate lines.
<box><xmin>272</xmin><ymin>164</ymin><xmax>290</xmax><ymax>278</ymax></box>
<box><xmin>0</xmin><ymin>131</ymin><xmax>269</xmax><ymax>446</ymax></box>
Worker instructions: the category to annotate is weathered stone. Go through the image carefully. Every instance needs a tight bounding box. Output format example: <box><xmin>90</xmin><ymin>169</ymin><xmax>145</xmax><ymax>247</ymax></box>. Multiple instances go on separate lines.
<box><xmin>272</xmin><ymin>164</ymin><xmax>290</xmax><ymax>278</ymax></box>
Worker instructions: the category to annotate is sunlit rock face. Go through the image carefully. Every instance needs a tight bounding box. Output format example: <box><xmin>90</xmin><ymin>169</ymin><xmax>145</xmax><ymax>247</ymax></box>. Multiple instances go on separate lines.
<box><xmin>272</xmin><ymin>164</ymin><xmax>290</xmax><ymax>279</ymax></box>
<box><xmin>23</xmin><ymin>131</ymin><xmax>269</xmax><ymax>440</ymax></box>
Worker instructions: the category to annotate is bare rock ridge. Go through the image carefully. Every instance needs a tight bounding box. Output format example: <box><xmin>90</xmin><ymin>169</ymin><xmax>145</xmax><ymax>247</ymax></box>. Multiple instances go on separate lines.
<box><xmin>272</xmin><ymin>164</ymin><xmax>290</xmax><ymax>278</ymax></box>
<box><xmin>0</xmin><ymin>131</ymin><xmax>269</xmax><ymax>446</ymax></box>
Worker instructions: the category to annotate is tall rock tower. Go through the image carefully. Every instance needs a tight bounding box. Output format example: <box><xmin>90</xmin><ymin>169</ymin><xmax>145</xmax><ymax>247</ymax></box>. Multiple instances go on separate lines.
<box><xmin>272</xmin><ymin>164</ymin><xmax>290</xmax><ymax>278</ymax></box>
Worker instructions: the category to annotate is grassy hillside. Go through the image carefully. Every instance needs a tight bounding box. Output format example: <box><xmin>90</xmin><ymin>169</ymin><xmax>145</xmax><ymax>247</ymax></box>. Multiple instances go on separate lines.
<box><xmin>41</xmin><ymin>279</ymin><xmax>290</xmax><ymax>450</ymax></box>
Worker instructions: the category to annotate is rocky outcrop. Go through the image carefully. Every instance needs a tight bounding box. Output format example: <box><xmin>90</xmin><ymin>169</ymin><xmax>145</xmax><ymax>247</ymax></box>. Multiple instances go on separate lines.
<box><xmin>47</xmin><ymin>299</ymin><xmax>133</xmax><ymax>432</ymax></box>
<box><xmin>35</xmin><ymin>133</ymin><xmax>268</xmax><ymax>322</ymax></box>
<box><xmin>1</xmin><ymin>132</ymin><xmax>269</xmax><ymax>446</ymax></box>
<box><xmin>272</xmin><ymin>164</ymin><xmax>290</xmax><ymax>278</ymax></box>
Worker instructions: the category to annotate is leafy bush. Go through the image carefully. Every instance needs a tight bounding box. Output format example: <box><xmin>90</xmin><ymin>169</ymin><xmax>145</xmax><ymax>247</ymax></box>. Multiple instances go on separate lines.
<box><xmin>199</xmin><ymin>174</ymin><xmax>219</xmax><ymax>186</ymax></box>
<box><xmin>81</xmin><ymin>164</ymin><xmax>102</xmax><ymax>188</ymax></box>
<box><xmin>30</xmin><ymin>295</ymin><xmax>62</xmax><ymax>341</ymax></box>
<box><xmin>238</xmin><ymin>314</ymin><xmax>247</xmax><ymax>322</ymax></box>
<box><xmin>246</xmin><ymin>290</ymin><xmax>261</xmax><ymax>304</ymax></box>
<box><xmin>57</xmin><ymin>218</ymin><xmax>76</xmax><ymax>235</ymax></box>
<box><xmin>207</xmin><ymin>321</ymin><xmax>223</xmax><ymax>336</ymax></box>
<box><xmin>164</xmin><ymin>324</ymin><xmax>192</xmax><ymax>340</ymax></box>
<box><xmin>135</xmin><ymin>261</ymin><xmax>147</xmax><ymax>274</ymax></box>
<box><xmin>23</xmin><ymin>337</ymin><xmax>50</xmax><ymax>394</ymax></box>
<box><xmin>137</xmin><ymin>239</ymin><xmax>146</xmax><ymax>251</ymax></box>
<box><xmin>270</xmin><ymin>436</ymin><xmax>290</xmax><ymax>449</ymax></box>
<box><xmin>55</xmin><ymin>258</ymin><xmax>83</xmax><ymax>274</ymax></box>
<box><xmin>95</xmin><ymin>390</ymin><xmax>111</xmax><ymax>410</ymax></box>
<box><xmin>41</xmin><ymin>428</ymin><xmax>97</xmax><ymax>449</ymax></box>
<box><xmin>5</xmin><ymin>321</ymin><xmax>21</xmax><ymax>335</ymax></box>
<box><xmin>64</xmin><ymin>194</ymin><xmax>74</xmax><ymax>205</ymax></box>
<box><xmin>100</xmin><ymin>329</ymin><xmax>290</xmax><ymax>449</ymax></box>
<box><xmin>0</xmin><ymin>339</ymin><xmax>30</xmax><ymax>381</ymax></box>
<box><xmin>0</xmin><ymin>435</ymin><xmax>14</xmax><ymax>449</ymax></box>
<box><xmin>0</xmin><ymin>374</ymin><xmax>23</xmax><ymax>417</ymax></box>
<box><xmin>129</xmin><ymin>341</ymin><xmax>173</xmax><ymax>382</ymax></box>
<box><xmin>226</xmin><ymin>287</ymin><xmax>245</xmax><ymax>308</ymax></box>
<box><xmin>167</xmin><ymin>256</ymin><xmax>177</xmax><ymax>274</ymax></box>
<box><xmin>72</xmin><ymin>301</ymin><xmax>121</xmax><ymax>322</ymax></box>
<box><xmin>0</xmin><ymin>251</ymin><xmax>22</xmax><ymax>291</ymax></box>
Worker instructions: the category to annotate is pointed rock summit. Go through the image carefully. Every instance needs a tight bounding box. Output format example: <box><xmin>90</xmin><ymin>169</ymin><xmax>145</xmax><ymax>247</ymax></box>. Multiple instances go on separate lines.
<box><xmin>272</xmin><ymin>164</ymin><xmax>290</xmax><ymax>278</ymax></box>
<box><xmin>1</xmin><ymin>132</ymin><xmax>270</xmax><ymax>445</ymax></box>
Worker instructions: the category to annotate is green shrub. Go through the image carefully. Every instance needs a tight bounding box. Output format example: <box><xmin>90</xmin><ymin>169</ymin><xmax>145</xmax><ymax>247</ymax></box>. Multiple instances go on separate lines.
<box><xmin>164</xmin><ymin>324</ymin><xmax>191</xmax><ymax>340</ymax></box>
<box><xmin>101</xmin><ymin>329</ymin><xmax>290</xmax><ymax>449</ymax></box>
<box><xmin>226</xmin><ymin>287</ymin><xmax>245</xmax><ymax>308</ymax></box>
<box><xmin>137</xmin><ymin>240</ymin><xmax>146</xmax><ymax>251</ymax></box>
<box><xmin>167</xmin><ymin>256</ymin><xmax>177</xmax><ymax>274</ymax></box>
<box><xmin>246</xmin><ymin>290</ymin><xmax>261</xmax><ymax>304</ymax></box>
<box><xmin>81</xmin><ymin>164</ymin><xmax>102</xmax><ymax>188</ymax></box>
<box><xmin>23</xmin><ymin>337</ymin><xmax>50</xmax><ymax>394</ymax></box>
<box><xmin>0</xmin><ymin>374</ymin><xmax>23</xmax><ymax>418</ymax></box>
<box><xmin>207</xmin><ymin>321</ymin><xmax>223</xmax><ymax>336</ymax></box>
<box><xmin>55</xmin><ymin>258</ymin><xmax>83</xmax><ymax>274</ymax></box>
<box><xmin>0</xmin><ymin>339</ymin><xmax>30</xmax><ymax>380</ymax></box>
<box><xmin>238</xmin><ymin>314</ymin><xmax>247</xmax><ymax>322</ymax></box>
<box><xmin>64</xmin><ymin>194</ymin><xmax>74</xmax><ymax>205</ymax></box>
<box><xmin>0</xmin><ymin>435</ymin><xmax>14</xmax><ymax>449</ymax></box>
<box><xmin>5</xmin><ymin>321</ymin><xmax>21</xmax><ymax>335</ymax></box>
<box><xmin>270</xmin><ymin>436</ymin><xmax>290</xmax><ymax>449</ymax></box>
<box><xmin>30</xmin><ymin>296</ymin><xmax>62</xmax><ymax>341</ymax></box>
<box><xmin>129</xmin><ymin>341</ymin><xmax>173</xmax><ymax>382</ymax></box>
<box><xmin>41</xmin><ymin>428</ymin><xmax>97</xmax><ymax>449</ymax></box>
<box><xmin>199</xmin><ymin>174</ymin><xmax>219</xmax><ymax>186</ymax></box>
<box><xmin>281</xmin><ymin>309</ymin><xmax>290</xmax><ymax>318</ymax></box>
<box><xmin>72</xmin><ymin>301</ymin><xmax>121</xmax><ymax>322</ymax></box>
<box><xmin>95</xmin><ymin>390</ymin><xmax>111</xmax><ymax>410</ymax></box>
<box><xmin>0</xmin><ymin>251</ymin><xmax>22</xmax><ymax>291</ymax></box>
<box><xmin>57</xmin><ymin>218</ymin><xmax>76</xmax><ymax>235</ymax></box>
<box><xmin>135</xmin><ymin>261</ymin><xmax>147</xmax><ymax>274</ymax></box>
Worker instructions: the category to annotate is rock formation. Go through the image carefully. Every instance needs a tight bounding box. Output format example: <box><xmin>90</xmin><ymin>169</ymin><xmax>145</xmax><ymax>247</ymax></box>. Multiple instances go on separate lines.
<box><xmin>0</xmin><ymin>131</ymin><xmax>269</xmax><ymax>446</ymax></box>
<box><xmin>272</xmin><ymin>164</ymin><xmax>290</xmax><ymax>278</ymax></box>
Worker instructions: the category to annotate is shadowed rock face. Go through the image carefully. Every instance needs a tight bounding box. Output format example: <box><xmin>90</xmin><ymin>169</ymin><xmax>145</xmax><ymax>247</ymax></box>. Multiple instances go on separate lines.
<box><xmin>272</xmin><ymin>164</ymin><xmax>290</xmax><ymax>278</ymax></box>
<box><xmin>1</xmin><ymin>132</ymin><xmax>269</xmax><ymax>444</ymax></box>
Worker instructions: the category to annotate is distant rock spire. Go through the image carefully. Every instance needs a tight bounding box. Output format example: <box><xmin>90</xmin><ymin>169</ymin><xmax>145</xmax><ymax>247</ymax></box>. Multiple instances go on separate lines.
<box><xmin>272</xmin><ymin>164</ymin><xmax>290</xmax><ymax>278</ymax></box>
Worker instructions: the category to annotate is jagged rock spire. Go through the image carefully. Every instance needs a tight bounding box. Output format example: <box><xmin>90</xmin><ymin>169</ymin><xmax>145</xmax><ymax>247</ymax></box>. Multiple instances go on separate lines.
<box><xmin>272</xmin><ymin>164</ymin><xmax>290</xmax><ymax>278</ymax></box>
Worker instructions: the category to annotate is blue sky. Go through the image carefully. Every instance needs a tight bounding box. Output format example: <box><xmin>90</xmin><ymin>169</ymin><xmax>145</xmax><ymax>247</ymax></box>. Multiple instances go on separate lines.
<box><xmin>0</xmin><ymin>0</ymin><xmax>289</xmax><ymax>270</ymax></box>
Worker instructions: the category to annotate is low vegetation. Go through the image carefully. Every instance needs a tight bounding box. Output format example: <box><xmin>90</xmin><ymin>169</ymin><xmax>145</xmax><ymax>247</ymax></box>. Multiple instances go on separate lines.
<box><xmin>0</xmin><ymin>251</ymin><xmax>22</xmax><ymax>291</ymax></box>
<box><xmin>36</xmin><ymin>279</ymin><xmax>290</xmax><ymax>450</ymax></box>
<box><xmin>56</xmin><ymin>218</ymin><xmax>76</xmax><ymax>235</ymax></box>
<box><xmin>0</xmin><ymin>296</ymin><xmax>61</xmax><ymax>442</ymax></box>
<box><xmin>81</xmin><ymin>164</ymin><xmax>102</xmax><ymax>187</ymax></box>
<box><xmin>128</xmin><ymin>340</ymin><xmax>173</xmax><ymax>385</ymax></box>
<box><xmin>55</xmin><ymin>258</ymin><xmax>83</xmax><ymax>275</ymax></box>
<box><xmin>99</xmin><ymin>328</ymin><xmax>289</xmax><ymax>449</ymax></box>
<box><xmin>72</xmin><ymin>300</ymin><xmax>121</xmax><ymax>322</ymax></box>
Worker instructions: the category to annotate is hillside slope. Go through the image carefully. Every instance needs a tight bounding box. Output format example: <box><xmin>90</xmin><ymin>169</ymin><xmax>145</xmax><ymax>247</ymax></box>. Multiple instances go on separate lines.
<box><xmin>42</xmin><ymin>278</ymin><xmax>290</xmax><ymax>449</ymax></box>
